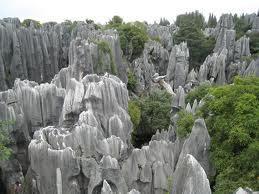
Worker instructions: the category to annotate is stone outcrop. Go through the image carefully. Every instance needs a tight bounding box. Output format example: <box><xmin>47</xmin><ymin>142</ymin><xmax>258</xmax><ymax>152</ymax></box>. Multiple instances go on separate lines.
<box><xmin>0</xmin><ymin>18</ymin><xmax>126</xmax><ymax>92</ymax></box>
<box><xmin>171</xmin><ymin>154</ymin><xmax>211</xmax><ymax>194</ymax></box>
<box><xmin>27</xmin><ymin>74</ymin><xmax>131</xmax><ymax>194</ymax></box>
<box><xmin>234</xmin><ymin>36</ymin><xmax>251</xmax><ymax>62</ymax></box>
<box><xmin>167</xmin><ymin>42</ymin><xmax>189</xmax><ymax>89</ymax></box>
<box><xmin>147</xmin><ymin>24</ymin><xmax>175</xmax><ymax>50</ymax></box>
<box><xmin>252</xmin><ymin>16</ymin><xmax>259</xmax><ymax>32</ymax></box>
<box><xmin>198</xmin><ymin>49</ymin><xmax>227</xmax><ymax>84</ymax></box>
<box><xmin>178</xmin><ymin>118</ymin><xmax>212</xmax><ymax>176</ymax></box>
<box><xmin>0</xmin><ymin>79</ymin><xmax>65</xmax><ymax>193</ymax></box>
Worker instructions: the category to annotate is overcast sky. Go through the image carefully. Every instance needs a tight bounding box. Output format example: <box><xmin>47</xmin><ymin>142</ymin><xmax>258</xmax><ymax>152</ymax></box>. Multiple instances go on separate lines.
<box><xmin>1</xmin><ymin>0</ymin><xmax>259</xmax><ymax>24</ymax></box>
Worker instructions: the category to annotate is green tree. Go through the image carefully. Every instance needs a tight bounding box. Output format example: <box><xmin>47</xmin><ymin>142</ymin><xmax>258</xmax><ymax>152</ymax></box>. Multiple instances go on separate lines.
<box><xmin>233</xmin><ymin>14</ymin><xmax>252</xmax><ymax>39</ymax></box>
<box><xmin>176</xmin><ymin>11</ymin><xmax>205</xmax><ymax>30</ymax></box>
<box><xmin>207</xmin><ymin>13</ymin><xmax>217</xmax><ymax>28</ymax></box>
<box><xmin>107</xmin><ymin>15</ymin><xmax>123</xmax><ymax>28</ymax></box>
<box><xmin>0</xmin><ymin>121</ymin><xmax>12</xmax><ymax>161</ymax></box>
<box><xmin>159</xmin><ymin>18</ymin><xmax>170</xmax><ymax>26</ymax></box>
<box><xmin>198</xmin><ymin>76</ymin><xmax>259</xmax><ymax>193</ymax></box>
<box><xmin>131</xmin><ymin>89</ymin><xmax>172</xmax><ymax>147</ymax></box>
<box><xmin>248</xmin><ymin>32</ymin><xmax>259</xmax><ymax>56</ymax></box>
<box><xmin>174</xmin><ymin>19</ymin><xmax>215</xmax><ymax>70</ymax></box>
<box><xmin>106</xmin><ymin>18</ymin><xmax>148</xmax><ymax>61</ymax></box>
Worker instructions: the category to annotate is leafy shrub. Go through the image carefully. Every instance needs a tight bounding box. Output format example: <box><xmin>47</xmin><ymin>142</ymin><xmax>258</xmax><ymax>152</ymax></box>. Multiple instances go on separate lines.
<box><xmin>128</xmin><ymin>100</ymin><xmax>141</xmax><ymax>130</ymax></box>
<box><xmin>106</xmin><ymin>18</ymin><xmax>148</xmax><ymax>61</ymax></box>
<box><xmin>127</xmin><ymin>70</ymin><xmax>137</xmax><ymax>92</ymax></box>
<box><xmin>0</xmin><ymin>121</ymin><xmax>13</xmax><ymax>161</ymax></box>
<box><xmin>185</xmin><ymin>82</ymin><xmax>212</xmax><ymax>104</ymax></box>
<box><xmin>150</xmin><ymin>36</ymin><xmax>161</xmax><ymax>43</ymax></box>
<box><xmin>118</xmin><ymin>23</ymin><xmax>148</xmax><ymax>61</ymax></box>
<box><xmin>176</xmin><ymin>110</ymin><xmax>195</xmax><ymax>138</ymax></box>
<box><xmin>131</xmin><ymin>89</ymin><xmax>172</xmax><ymax>147</ymax></box>
<box><xmin>96</xmin><ymin>40</ymin><xmax>117</xmax><ymax>75</ymax></box>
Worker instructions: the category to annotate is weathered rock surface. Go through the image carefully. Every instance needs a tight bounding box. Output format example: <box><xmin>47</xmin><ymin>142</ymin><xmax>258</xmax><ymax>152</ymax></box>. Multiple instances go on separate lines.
<box><xmin>27</xmin><ymin>74</ymin><xmax>131</xmax><ymax>194</ymax></box>
<box><xmin>198</xmin><ymin>49</ymin><xmax>227</xmax><ymax>84</ymax></box>
<box><xmin>252</xmin><ymin>16</ymin><xmax>259</xmax><ymax>32</ymax></box>
<box><xmin>147</xmin><ymin>24</ymin><xmax>175</xmax><ymax>50</ymax></box>
<box><xmin>234</xmin><ymin>36</ymin><xmax>251</xmax><ymax>62</ymax></box>
<box><xmin>171</xmin><ymin>154</ymin><xmax>211</xmax><ymax>194</ymax></box>
<box><xmin>0</xmin><ymin>18</ymin><xmax>126</xmax><ymax>92</ymax></box>
<box><xmin>167</xmin><ymin>42</ymin><xmax>189</xmax><ymax>89</ymax></box>
<box><xmin>0</xmin><ymin>79</ymin><xmax>65</xmax><ymax>192</ymax></box>
<box><xmin>178</xmin><ymin>118</ymin><xmax>212</xmax><ymax>176</ymax></box>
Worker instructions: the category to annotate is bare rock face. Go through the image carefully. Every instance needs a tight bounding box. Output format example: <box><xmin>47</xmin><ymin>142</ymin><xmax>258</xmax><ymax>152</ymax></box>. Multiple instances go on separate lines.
<box><xmin>178</xmin><ymin>119</ymin><xmax>212</xmax><ymax>176</ymax></box>
<box><xmin>234</xmin><ymin>36</ymin><xmax>251</xmax><ymax>62</ymax></box>
<box><xmin>252</xmin><ymin>16</ymin><xmax>259</xmax><ymax>32</ymax></box>
<box><xmin>147</xmin><ymin>24</ymin><xmax>175</xmax><ymax>50</ymax></box>
<box><xmin>122</xmin><ymin>140</ymin><xmax>179</xmax><ymax>194</ymax></box>
<box><xmin>27</xmin><ymin>74</ymin><xmax>131</xmax><ymax>194</ymax></box>
<box><xmin>167</xmin><ymin>42</ymin><xmax>189</xmax><ymax>89</ymax></box>
<box><xmin>0</xmin><ymin>79</ymin><xmax>65</xmax><ymax>193</ymax></box>
<box><xmin>0</xmin><ymin>19</ymin><xmax>127</xmax><ymax>92</ymax></box>
<box><xmin>0</xmin><ymin>19</ymin><xmax>73</xmax><ymax>91</ymax></box>
<box><xmin>171</xmin><ymin>154</ymin><xmax>211</xmax><ymax>194</ymax></box>
<box><xmin>243</xmin><ymin>58</ymin><xmax>259</xmax><ymax>76</ymax></box>
<box><xmin>198</xmin><ymin>49</ymin><xmax>227</xmax><ymax>84</ymax></box>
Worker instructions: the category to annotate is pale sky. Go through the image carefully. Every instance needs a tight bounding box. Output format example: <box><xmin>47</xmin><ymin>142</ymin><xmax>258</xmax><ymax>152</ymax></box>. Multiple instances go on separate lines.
<box><xmin>0</xmin><ymin>0</ymin><xmax>258</xmax><ymax>24</ymax></box>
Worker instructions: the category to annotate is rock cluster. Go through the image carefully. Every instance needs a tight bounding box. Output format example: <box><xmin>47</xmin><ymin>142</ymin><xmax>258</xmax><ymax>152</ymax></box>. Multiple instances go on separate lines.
<box><xmin>0</xmin><ymin>18</ymin><xmax>126</xmax><ymax>92</ymax></box>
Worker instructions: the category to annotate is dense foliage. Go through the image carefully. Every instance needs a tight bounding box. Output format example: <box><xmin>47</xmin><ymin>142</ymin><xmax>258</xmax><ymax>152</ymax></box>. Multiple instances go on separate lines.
<box><xmin>248</xmin><ymin>32</ymin><xmax>259</xmax><ymax>57</ymax></box>
<box><xmin>106</xmin><ymin>16</ymin><xmax>148</xmax><ymax>61</ymax></box>
<box><xmin>176</xmin><ymin>110</ymin><xmax>195</xmax><ymax>138</ymax></box>
<box><xmin>0</xmin><ymin>121</ymin><xmax>12</xmax><ymax>161</ymax></box>
<box><xmin>207</xmin><ymin>14</ymin><xmax>217</xmax><ymax>28</ymax></box>
<box><xmin>22</xmin><ymin>19</ymin><xmax>42</xmax><ymax>28</ymax></box>
<box><xmin>174</xmin><ymin>11</ymin><xmax>215</xmax><ymax>70</ymax></box>
<box><xmin>180</xmin><ymin>77</ymin><xmax>259</xmax><ymax>193</ymax></box>
<box><xmin>185</xmin><ymin>82</ymin><xmax>212</xmax><ymax>104</ymax></box>
<box><xmin>159</xmin><ymin>18</ymin><xmax>170</xmax><ymax>26</ymax></box>
<box><xmin>233</xmin><ymin>14</ymin><xmax>252</xmax><ymax>40</ymax></box>
<box><xmin>127</xmin><ymin>70</ymin><xmax>137</xmax><ymax>92</ymax></box>
<box><xmin>129</xmin><ymin>89</ymin><xmax>172</xmax><ymax>147</ymax></box>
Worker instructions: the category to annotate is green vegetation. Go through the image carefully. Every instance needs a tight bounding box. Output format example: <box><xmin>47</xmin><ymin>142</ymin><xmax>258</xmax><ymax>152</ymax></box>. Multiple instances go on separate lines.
<box><xmin>176</xmin><ymin>110</ymin><xmax>195</xmax><ymax>138</ymax></box>
<box><xmin>150</xmin><ymin>36</ymin><xmax>161</xmax><ymax>43</ymax></box>
<box><xmin>159</xmin><ymin>18</ymin><xmax>170</xmax><ymax>26</ymax></box>
<box><xmin>176</xmin><ymin>11</ymin><xmax>205</xmax><ymax>30</ymax></box>
<box><xmin>96</xmin><ymin>40</ymin><xmax>117</xmax><ymax>75</ymax></box>
<box><xmin>130</xmin><ymin>89</ymin><xmax>172</xmax><ymax>147</ymax></box>
<box><xmin>0</xmin><ymin>121</ymin><xmax>12</xmax><ymax>161</ymax></box>
<box><xmin>127</xmin><ymin>70</ymin><xmax>137</xmax><ymax>92</ymax></box>
<box><xmin>106</xmin><ymin>16</ymin><xmax>149</xmax><ymax>61</ymax></box>
<box><xmin>233</xmin><ymin>14</ymin><xmax>252</xmax><ymax>40</ymax></box>
<box><xmin>174</xmin><ymin>11</ymin><xmax>215</xmax><ymax>70</ymax></box>
<box><xmin>22</xmin><ymin>19</ymin><xmax>42</xmax><ymax>28</ymax></box>
<box><xmin>203</xmin><ymin>76</ymin><xmax>259</xmax><ymax>193</ymax></box>
<box><xmin>185</xmin><ymin>82</ymin><xmax>212</xmax><ymax>104</ymax></box>
<box><xmin>178</xmin><ymin>77</ymin><xmax>259</xmax><ymax>193</ymax></box>
<box><xmin>207</xmin><ymin>14</ymin><xmax>217</xmax><ymax>28</ymax></box>
<box><xmin>128</xmin><ymin>100</ymin><xmax>141</xmax><ymax>130</ymax></box>
<box><xmin>248</xmin><ymin>32</ymin><xmax>259</xmax><ymax>56</ymax></box>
